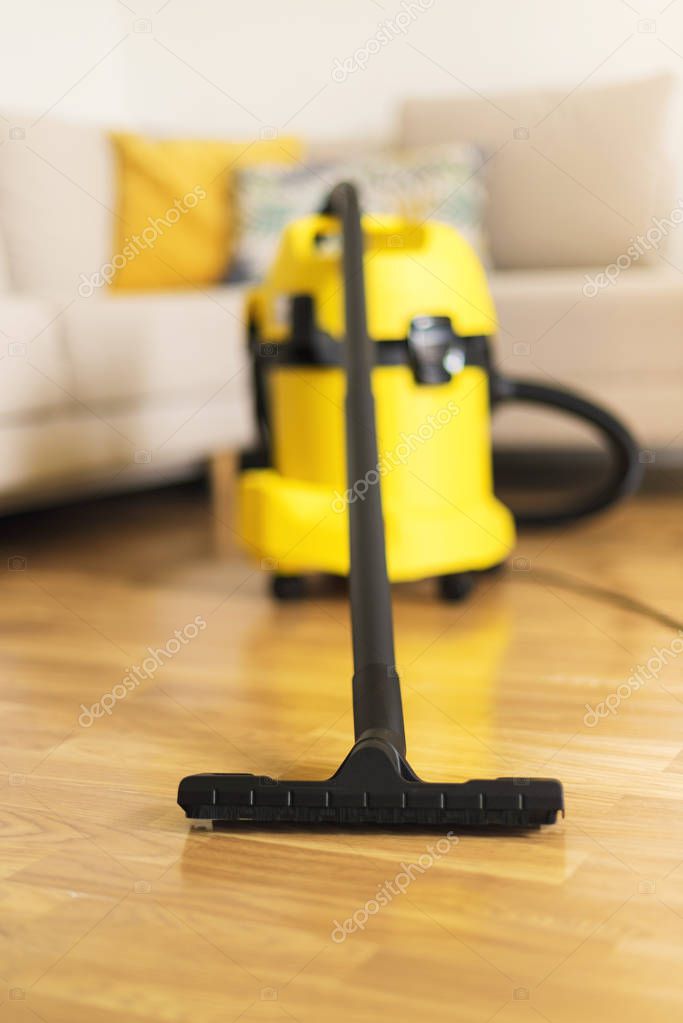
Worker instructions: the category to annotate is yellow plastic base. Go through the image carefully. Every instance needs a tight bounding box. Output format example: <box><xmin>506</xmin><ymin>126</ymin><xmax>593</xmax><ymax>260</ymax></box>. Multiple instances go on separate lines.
<box><xmin>238</xmin><ymin>364</ymin><xmax>515</xmax><ymax>582</ymax></box>
<box><xmin>239</xmin><ymin>469</ymin><xmax>514</xmax><ymax>582</ymax></box>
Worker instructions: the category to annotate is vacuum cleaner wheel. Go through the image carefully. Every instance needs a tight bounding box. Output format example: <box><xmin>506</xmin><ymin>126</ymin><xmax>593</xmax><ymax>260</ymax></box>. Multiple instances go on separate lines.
<box><xmin>437</xmin><ymin>572</ymin><xmax>475</xmax><ymax>602</ymax></box>
<box><xmin>271</xmin><ymin>574</ymin><xmax>308</xmax><ymax>601</ymax></box>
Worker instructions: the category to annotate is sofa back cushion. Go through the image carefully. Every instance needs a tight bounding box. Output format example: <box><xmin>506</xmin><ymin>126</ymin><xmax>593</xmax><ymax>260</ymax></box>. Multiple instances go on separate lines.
<box><xmin>0</xmin><ymin>115</ymin><xmax>114</xmax><ymax>297</ymax></box>
<box><xmin>400</xmin><ymin>75</ymin><xmax>674</xmax><ymax>269</ymax></box>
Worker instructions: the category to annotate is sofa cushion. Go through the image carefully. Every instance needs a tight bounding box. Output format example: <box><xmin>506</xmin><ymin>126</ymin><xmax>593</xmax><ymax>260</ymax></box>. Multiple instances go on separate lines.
<box><xmin>0</xmin><ymin>115</ymin><xmax>114</xmax><ymax>297</ymax></box>
<box><xmin>488</xmin><ymin>266</ymin><xmax>683</xmax><ymax>448</ymax></box>
<box><xmin>63</xmin><ymin>284</ymin><xmax>251</xmax><ymax>405</ymax></box>
<box><xmin>0</xmin><ymin>295</ymin><xmax>74</xmax><ymax>417</ymax></box>
<box><xmin>0</xmin><ymin>393</ymin><xmax>255</xmax><ymax>504</ymax></box>
<box><xmin>401</xmin><ymin>76</ymin><xmax>674</xmax><ymax>269</ymax></box>
<box><xmin>109</xmin><ymin>132</ymin><xmax>302</xmax><ymax>291</ymax></box>
<box><xmin>231</xmin><ymin>143</ymin><xmax>488</xmax><ymax>282</ymax></box>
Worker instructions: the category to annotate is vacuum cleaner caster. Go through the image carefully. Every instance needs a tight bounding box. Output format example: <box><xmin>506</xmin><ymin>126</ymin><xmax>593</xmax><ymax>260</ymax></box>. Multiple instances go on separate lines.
<box><xmin>438</xmin><ymin>572</ymin><xmax>475</xmax><ymax>602</ymax></box>
<box><xmin>271</xmin><ymin>574</ymin><xmax>307</xmax><ymax>601</ymax></box>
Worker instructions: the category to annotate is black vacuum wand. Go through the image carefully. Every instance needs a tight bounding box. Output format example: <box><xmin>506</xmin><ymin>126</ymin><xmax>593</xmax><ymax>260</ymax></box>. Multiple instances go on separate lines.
<box><xmin>177</xmin><ymin>183</ymin><xmax>564</xmax><ymax>827</ymax></box>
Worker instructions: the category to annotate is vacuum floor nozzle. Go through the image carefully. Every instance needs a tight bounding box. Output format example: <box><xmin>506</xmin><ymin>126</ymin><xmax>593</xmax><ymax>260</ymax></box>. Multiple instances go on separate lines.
<box><xmin>179</xmin><ymin>739</ymin><xmax>564</xmax><ymax>828</ymax></box>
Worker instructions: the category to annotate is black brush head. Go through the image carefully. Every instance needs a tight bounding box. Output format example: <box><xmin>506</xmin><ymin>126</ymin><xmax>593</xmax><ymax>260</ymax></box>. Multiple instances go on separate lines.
<box><xmin>178</xmin><ymin>740</ymin><xmax>564</xmax><ymax>829</ymax></box>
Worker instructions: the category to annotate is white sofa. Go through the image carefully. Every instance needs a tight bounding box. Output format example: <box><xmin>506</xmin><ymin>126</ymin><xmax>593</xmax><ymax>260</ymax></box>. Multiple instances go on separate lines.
<box><xmin>0</xmin><ymin>74</ymin><xmax>680</xmax><ymax>513</ymax></box>
<box><xmin>0</xmin><ymin>114</ymin><xmax>254</xmax><ymax>511</ymax></box>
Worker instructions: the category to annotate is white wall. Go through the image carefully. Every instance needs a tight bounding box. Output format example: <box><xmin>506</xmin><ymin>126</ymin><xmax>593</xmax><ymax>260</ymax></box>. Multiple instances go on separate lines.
<box><xmin>1</xmin><ymin>0</ymin><xmax>682</xmax><ymax>249</ymax></box>
<box><xmin>2</xmin><ymin>0</ymin><xmax>682</xmax><ymax>140</ymax></box>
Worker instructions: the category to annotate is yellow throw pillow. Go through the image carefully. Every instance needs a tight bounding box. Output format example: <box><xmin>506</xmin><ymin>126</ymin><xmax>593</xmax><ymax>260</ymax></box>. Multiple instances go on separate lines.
<box><xmin>109</xmin><ymin>132</ymin><xmax>301</xmax><ymax>290</ymax></box>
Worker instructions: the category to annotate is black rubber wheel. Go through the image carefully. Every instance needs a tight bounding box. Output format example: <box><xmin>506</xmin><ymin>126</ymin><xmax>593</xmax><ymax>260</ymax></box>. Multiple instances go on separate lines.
<box><xmin>437</xmin><ymin>572</ymin><xmax>475</xmax><ymax>602</ymax></box>
<box><xmin>271</xmin><ymin>575</ymin><xmax>307</xmax><ymax>601</ymax></box>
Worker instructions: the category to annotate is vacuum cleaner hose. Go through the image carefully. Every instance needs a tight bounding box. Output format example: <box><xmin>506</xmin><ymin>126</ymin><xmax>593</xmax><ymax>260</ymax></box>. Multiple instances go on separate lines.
<box><xmin>492</xmin><ymin>374</ymin><xmax>644</xmax><ymax>527</ymax></box>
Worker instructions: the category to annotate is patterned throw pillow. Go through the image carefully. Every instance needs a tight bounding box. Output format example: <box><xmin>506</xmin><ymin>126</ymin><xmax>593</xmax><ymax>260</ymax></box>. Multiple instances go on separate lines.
<box><xmin>230</xmin><ymin>144</ymin><xmax>488</xmax><ymax>282</ymax></box>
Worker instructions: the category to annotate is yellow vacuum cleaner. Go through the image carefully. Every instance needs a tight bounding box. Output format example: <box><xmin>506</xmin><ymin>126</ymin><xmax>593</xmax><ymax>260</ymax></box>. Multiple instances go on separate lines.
<box><xmin>239</xmin><ymin>186</ymin><xmax>641</xmax><ymax>601</ymax></box>
<box><xmin>179</xmin><ymin>183</ymin><xmax>564</xmax><ymax>828</ymax></box>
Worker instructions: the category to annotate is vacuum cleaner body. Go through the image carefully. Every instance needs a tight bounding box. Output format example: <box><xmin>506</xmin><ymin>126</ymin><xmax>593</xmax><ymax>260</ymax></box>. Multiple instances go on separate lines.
<box><xmin>240</xmin><ymin>212</ymin><xmax>515</xmax><ymax>589</ymax></box>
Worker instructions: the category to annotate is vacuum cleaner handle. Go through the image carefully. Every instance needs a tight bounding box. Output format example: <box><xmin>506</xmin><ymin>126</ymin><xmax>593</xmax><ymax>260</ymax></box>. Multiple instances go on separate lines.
<box><xmin>492</xmin><ymin>373</ymin><xmax>643</xmax><ymax>527</ymax></box>
<box><xmin>324</xmin><ymin>182</ymin><xmax>407</xmax><ymax>757</ymax></box>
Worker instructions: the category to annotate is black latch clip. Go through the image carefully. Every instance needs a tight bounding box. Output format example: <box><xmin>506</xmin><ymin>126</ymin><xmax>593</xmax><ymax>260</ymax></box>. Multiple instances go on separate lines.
<box><xmin>406</xmin><ymin>316</ymin><xmax>464</xmax><ymax>385</ymax></box>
